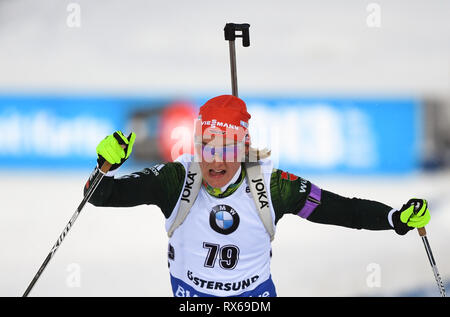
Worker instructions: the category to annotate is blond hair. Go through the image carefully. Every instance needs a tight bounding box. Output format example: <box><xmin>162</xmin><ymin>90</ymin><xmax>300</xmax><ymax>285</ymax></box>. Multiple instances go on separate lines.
<box><xmin>245</xmin><ymin>146</ymin><xmax>271</xmax><ymax>162</ymax></box>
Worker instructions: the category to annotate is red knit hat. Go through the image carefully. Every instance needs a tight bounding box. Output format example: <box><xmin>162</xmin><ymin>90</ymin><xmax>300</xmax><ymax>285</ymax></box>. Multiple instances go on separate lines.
<box><xmin>196</xmin><ymin>95</ymin><xmax>251</xmax><ymax>144</ymax></box>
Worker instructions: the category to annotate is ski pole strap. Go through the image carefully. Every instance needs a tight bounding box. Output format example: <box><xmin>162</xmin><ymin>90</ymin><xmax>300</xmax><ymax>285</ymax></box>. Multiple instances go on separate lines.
<box><xmin>297</xmin><ymin>184</ymin><xmax>321</xmax><ymax>219</ymax></box>
<box><xmin>224</xmin><ymin>23</ymin><xmax>250</xmax><ymax>47</ymax></box>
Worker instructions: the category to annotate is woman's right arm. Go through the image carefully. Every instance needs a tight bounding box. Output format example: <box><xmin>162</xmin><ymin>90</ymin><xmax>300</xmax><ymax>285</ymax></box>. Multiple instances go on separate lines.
<box><xmin>84</xmin><ymin>162</ymin><xmax>186</xmax><ymax>218</ymax></box>
<box><xmin>84</xmin><ymin>131</ymin><xmax>186</xmax><ymax>218</ymax></box>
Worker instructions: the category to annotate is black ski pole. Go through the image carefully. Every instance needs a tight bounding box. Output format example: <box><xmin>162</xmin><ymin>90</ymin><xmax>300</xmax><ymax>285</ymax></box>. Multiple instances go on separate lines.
<box><xmin>224</xmin><ymin>23</ymin><xmax>250</xmax><ymax>97</ymax></box>
<box><xmin>410</xmin><ymin>199</ymin><xmax>446</xmax><ymax>297</ymax></box>
<box><xmin>22</xmin><ymin>160</ymin><xmax>113</xmax><ymax>297</ymax></box>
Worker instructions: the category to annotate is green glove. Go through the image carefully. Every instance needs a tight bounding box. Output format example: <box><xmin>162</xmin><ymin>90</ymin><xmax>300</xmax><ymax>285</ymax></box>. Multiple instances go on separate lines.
<box><xmin>96</xmin><ymin>131</ymin><xmax>136</xmax><ymax>172</ymax></box>
<box><xmin>392</xmin><ymin>198</ymin><xmax>431</xmax><ymax>235</ymax></box>
<box><xmin>400</xmin><ymin>198</ymin><xmax>431</xmax><ymax>228</ymax></box>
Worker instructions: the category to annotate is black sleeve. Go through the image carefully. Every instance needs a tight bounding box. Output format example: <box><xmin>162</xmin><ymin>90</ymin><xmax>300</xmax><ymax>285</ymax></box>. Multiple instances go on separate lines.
<box><xmin>270</xmin><ymin>168</ymin><xmax>394</xmax><ymax>230</ymax></box>
<box><xmin>306</xmin><ymin>190</ymin><xmax>393</xmax><ymax>230</ymax></box>
<box><xmin>84</xmin><ymin>162</ymin><xmax>186</xmax><ymax>218</ymax></box>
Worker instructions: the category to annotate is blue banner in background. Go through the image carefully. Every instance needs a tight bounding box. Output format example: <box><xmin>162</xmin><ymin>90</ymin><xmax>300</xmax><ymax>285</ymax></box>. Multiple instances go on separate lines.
<box><xmin>243</xmin><ymin>97</ymin><xmax>421</xmax><ymax>174</ymax></box>
<box><xmin>0</xmin><ymin>96</ymin><xmax>126</xmax><ymax>168</ymax></box>
<box><xmin>0</xmin><ymin>95</ymin><xmax>421</xmax><ymax>174</ymax></box>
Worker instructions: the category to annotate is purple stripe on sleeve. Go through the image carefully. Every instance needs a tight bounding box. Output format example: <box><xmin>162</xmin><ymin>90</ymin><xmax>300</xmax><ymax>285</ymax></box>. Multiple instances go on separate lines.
<box><xmin>297</xmin><ymin>183</ymin><xmax>322</xmax><ymax>219</ymax></box>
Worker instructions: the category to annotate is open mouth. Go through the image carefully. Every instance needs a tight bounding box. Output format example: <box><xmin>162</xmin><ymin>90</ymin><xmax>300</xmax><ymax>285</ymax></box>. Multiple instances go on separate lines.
<box><xmin>209</xmin><ymin>169</ymin><xmax>226</xmax><ymax>177</ymax></box>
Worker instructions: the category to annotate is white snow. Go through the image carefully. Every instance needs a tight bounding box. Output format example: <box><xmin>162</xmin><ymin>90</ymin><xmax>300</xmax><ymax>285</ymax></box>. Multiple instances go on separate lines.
<box><xmin>1</xmin><ymin>169</ymin><xmax>449</xmax><ymax>296</ymax></box>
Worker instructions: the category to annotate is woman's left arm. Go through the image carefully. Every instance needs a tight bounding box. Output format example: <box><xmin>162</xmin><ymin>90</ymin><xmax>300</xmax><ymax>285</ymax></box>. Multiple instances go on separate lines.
<box><xmin>270</xmin><ymin>169</ymin><xmax>430</xmax><ymax>234</ymax></box>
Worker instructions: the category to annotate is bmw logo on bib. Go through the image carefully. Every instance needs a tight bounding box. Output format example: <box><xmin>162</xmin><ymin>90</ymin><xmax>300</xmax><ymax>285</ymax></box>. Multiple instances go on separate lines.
<box><xmin>209</xmin><ymin>205</ymin><xmax>240</xmax><ymax>235</ymax></box>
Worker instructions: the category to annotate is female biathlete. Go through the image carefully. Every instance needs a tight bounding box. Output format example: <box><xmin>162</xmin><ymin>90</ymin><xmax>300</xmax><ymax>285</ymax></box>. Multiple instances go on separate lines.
<box><xmin>85</xmin><ymin>95</ymin><xmax>430</xmax><ymax>297</ymax></box>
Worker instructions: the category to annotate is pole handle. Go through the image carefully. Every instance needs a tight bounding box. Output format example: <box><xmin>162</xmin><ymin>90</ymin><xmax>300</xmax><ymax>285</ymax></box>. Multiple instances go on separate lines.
<box><xmin>224</xmin><ymin>23</ymin><xmax>250</xmax><ymax>47</ymax></box>
<box><xmin>100</xmin><ymin>161</ymin><xmax>112</xmax><ymax>174</ymax></box>
<box><xmin>417</xmin><ymin>227</ymin><xmax>427</xmax><ymax>237</ymax></box>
